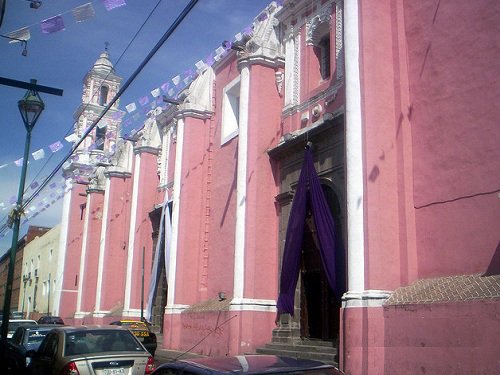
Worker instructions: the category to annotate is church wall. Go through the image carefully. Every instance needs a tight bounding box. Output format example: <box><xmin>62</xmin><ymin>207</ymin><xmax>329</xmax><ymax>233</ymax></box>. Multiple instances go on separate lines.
<box><xmin>340</xmin><ymin>1</ymin><xmax>500</xmax><ymax>374</ymax></box>
<box><xmin>78</xmin><ymin>191</ymin><xmax>104</xmax><ymax>318</ymax></box>
<box><xmin>98</xmin><ymin>176</ymin><xmax>132</xmax><ymax>316</ymax></box>
<box><xmin>357</xmin><ymin>0</ymin><xmax>416</xmax><ymax>291</ymax></box>
<box><xmin>202</xmin><ymin>59</ymin><xmax>241</xmax><ymax>301</ymax></box>
<box><xmin>128</xmin><ymin>151</ymin><xmax>162</xmax><ymax>313</ymax></box>
<box><xmin>174</xmin><ymin>115</ymin><xmax>215</xmax><ymax>305</ymax></box>
<box><xmin>243</xmin><ymin>63</ymin><xmax>282</xmax><ymax>301</ymax></box>
<box><xmin>404</xmin><ymin>0</ymin><xmax>500</xmax><ymax>277</ymax></box>
<box><xmin>58</xmin><ymin>185</ymin><xmax>86</xmax><ymax>323</ymax></box>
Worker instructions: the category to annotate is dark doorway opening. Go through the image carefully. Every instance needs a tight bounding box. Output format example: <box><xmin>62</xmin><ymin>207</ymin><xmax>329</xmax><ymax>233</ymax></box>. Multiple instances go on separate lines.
<box><xmin>300</xmin><ymin>184</ymin><xmax>345</xmax><ymax>341</ymax></box>
<box><xmin>148</xmin><ymin>205</ymin><xmax>170</xmax><ymax>334</ymax></box>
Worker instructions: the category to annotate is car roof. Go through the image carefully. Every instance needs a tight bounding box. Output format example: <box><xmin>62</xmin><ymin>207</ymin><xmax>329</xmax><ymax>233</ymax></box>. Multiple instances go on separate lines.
<box><xmin>158</xmin><ymin>355</ymin><xmax>337</xmax><ymax>374</ymax></box>
<box><xmin>7</xmin><ymin>319</ymin><xmax>38</xmax><ymax>323</ymax></box>
<box><xmin>50</xmin><ymin>325</ymin><xmax>128</xmax><ymax>332</ymax></box>
<box><xmin>17</xmin><ymin>324</ymin><xmax>55</xmax><ymax>330</ymax></box>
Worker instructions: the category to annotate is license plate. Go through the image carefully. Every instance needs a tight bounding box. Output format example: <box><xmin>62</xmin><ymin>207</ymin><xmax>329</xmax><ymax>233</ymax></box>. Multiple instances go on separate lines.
<box><xmin>102</xmin><ymin>368</ymin><xmax>125</xmax><ymax>375</ymax></box>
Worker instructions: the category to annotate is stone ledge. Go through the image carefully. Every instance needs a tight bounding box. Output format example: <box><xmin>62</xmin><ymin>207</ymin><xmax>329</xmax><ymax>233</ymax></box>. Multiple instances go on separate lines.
<box><xmin>385</xmin><ymin>273</ymin><xmax>500</xmax><ymax>306</ymax></box>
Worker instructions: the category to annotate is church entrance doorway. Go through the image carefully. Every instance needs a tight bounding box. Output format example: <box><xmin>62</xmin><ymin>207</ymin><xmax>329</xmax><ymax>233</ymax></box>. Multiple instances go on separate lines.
<box><xmin>270</xmin><ymin>116</ymin><xmax>345</xmax><ymax>343</ymax></box>
<box><xmin>300</xmin><ymin>184</ymin><xmax>344</xmax><ymax>341</ymax></box>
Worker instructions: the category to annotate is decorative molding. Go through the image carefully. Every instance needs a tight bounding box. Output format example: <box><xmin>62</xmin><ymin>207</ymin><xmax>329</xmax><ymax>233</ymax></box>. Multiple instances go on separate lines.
<box><xmin>335</xmin><ymin>0</ymin><xmax>344</xmax><ymax>79</ymax></box>
<box><xmin>275</xmin><ymin>191</ymin><xmax>294</xmax><ymax>206</ymax></box>
<box><xmin>282</xmin><ymin>80</ymin><xmax>342</xmax><ymax>118</ymax></box>
<box><xmin>133</xmin><ymin>145</ymin><xmax>160</xmax><ymax>155</ymax></box>
<box><xmin>342</xmin><ymin>290</ymin><xmax>392</xmax><ymax>308</ymax></box>
<box><xmin>229</xmin><ymin>298</ymin><xmax>277</xmax><ymax>312</ymax></box>
<box><xmin>275</xmin><ymin>71</ymin><xmax>284</xmax><ymax>96</ymax></box>
<box><xmin>305</xmin><ymin>7</ymin><xmax>332</xmax><ymax>46</ymax></box>
<box><xmin>164</xmin><ymin>304</ymin><xmax>190</xmax><ymax>314</ymax></box>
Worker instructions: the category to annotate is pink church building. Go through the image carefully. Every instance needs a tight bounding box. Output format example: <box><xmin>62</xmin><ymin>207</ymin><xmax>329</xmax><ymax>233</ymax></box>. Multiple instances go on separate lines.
<box><xmin>55</xmin><ymin>1</ymin><xmax>499</xmax><ymax>374</ymax></box>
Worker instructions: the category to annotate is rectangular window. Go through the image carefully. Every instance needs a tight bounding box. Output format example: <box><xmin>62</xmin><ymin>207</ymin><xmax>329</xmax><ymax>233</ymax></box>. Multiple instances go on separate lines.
<box><xmin>221</xmin><ymin>76</ymin><xmax>241</xmax><ymax>145</ymax></box>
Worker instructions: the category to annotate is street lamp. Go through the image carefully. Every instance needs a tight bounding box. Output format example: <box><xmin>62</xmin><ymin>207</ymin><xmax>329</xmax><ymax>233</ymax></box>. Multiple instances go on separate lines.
<box><xmin>1</xmin><ymin>79</ymin><xmax>44</xmax><ymax>342</ymax></box>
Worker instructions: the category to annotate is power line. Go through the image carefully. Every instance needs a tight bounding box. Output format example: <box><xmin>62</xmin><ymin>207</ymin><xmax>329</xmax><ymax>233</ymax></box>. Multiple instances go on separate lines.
<box><xmin>20</xmin><ymin>0</ymin><xmax>165</xmax><ymax>199</ymax></box>
<box><xmin>1</xmin><ymin>0</ymin><xmax>199</xmax><ymax>239</ymax></box>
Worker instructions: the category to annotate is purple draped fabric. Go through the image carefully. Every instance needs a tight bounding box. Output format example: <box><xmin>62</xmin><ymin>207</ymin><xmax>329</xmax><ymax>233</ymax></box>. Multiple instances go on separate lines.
<box><xmin>276</xmin><ymin>146</ymin><xmax>337</xmax><ymax>315</ymax></box>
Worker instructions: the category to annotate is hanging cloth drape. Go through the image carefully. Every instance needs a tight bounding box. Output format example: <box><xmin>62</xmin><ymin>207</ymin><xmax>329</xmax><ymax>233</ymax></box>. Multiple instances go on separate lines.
<box><xmin>146</xmin><ymin>193</ymin><xmax>172</xmax><ymax>321</ymax></box>
<box><xmin>276</xmin><ymin>146</ymin><xmax>337</xmax><ymax>316</ymax></box>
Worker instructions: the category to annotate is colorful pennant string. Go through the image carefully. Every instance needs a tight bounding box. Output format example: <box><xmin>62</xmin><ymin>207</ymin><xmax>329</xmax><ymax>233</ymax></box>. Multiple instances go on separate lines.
<box><xmin>40</xmin><ymin>15</ymin><xmax>66</xmax><ymax>34</ymax></box>
<box><xmin>72</xmin><ymin>3</ymin><xmax>96</xmax><ymax>23</ymax></box>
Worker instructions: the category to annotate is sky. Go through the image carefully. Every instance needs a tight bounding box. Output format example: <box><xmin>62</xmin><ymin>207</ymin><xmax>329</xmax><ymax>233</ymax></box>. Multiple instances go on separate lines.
<box><xmin>0</xmin><ymin>0</ymin><xmax>272</xmax><ymax>254</ymax></box>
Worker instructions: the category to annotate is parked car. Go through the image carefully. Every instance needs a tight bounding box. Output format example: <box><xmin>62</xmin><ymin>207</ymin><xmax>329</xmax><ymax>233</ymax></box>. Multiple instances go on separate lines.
<box><xmin>110</xmin><ymin>320</ymin><xmax>157</xmax><ymax>357</ymax></box>
<box><xmin>27</xmin><ymin>325</ymin><xmax>155</xmax><ymax>375</ymax></box>
<box><xmin>151</xmin><ymin>355</ymin><xmax>344</xmax><ymax>375</ymax></box>
<box><xmin>0</xmin><ymin>319</ymin><xmax>38</xmax><ymax>340</ymax></box>
<box><xmin>3</xmin><ymin>324</ymin><xmax>55</xmax><ymax>374</ymax></box>
<box><xmin>37</xmin><ymin>316</ymin><xmax>64</xmax><ymax>325</ymax></box>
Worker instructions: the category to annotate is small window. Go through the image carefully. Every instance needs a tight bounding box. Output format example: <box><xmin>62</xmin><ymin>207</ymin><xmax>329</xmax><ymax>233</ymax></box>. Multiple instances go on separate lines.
<box><xmin>96</xmin><ymin>125</ymin><xmax>106</xmax><ymax>151</ymax></box>
<box><xmin>319</xmin><ymin>35</ymin><xmax>331</xmax><ymax>80</ymax></box>
<box><xmin>221</xmin><ymin>76</ymin><xmax>241</xmax><ymax>145</ymax></box>
<box><xmin>99</xmin><ymin>85</ymin><xmax>109</xmax><ymax>106</ymax></box>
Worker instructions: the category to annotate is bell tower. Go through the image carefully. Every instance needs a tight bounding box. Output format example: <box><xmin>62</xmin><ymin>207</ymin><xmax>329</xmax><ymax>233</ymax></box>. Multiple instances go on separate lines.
<box><xmin>70</xmin><ymin>45</ymin><xmax>124</xmax><ymax>172</ymax></box>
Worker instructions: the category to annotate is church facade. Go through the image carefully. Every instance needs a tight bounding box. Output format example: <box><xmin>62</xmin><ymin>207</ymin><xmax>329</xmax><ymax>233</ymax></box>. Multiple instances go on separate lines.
<box><xmin>55</xmin><ymin>1</ymin><xmax>500</xmax><ymax>374</ymax></box>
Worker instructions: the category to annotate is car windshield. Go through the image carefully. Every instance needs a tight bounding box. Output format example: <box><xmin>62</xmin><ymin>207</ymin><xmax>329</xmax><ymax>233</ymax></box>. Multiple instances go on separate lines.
<box><xmin>9</xmin><ymin>321</ymin><xmax>37</xmax><ymax>333</ymax></box>
<box><xmin>27</xmin><ymin>330</ymin><xmax>49</xmax><ymax>345</ymax></box>
<box><xmin>64</xmin><ymin>329</ymin><xmax>145</xmax><ymax>355</ymax></box>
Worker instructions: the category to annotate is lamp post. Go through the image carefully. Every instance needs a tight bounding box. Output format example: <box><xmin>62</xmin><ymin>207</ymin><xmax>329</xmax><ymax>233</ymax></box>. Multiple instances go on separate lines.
<box><xmin>1</xmin><ymin>79</ymin><xmax>45</xmax><ymax>342</ymax></box>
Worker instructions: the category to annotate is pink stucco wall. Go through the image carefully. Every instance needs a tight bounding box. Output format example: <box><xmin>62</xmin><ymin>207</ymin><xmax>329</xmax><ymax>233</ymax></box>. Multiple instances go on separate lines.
<box><xmin>244</xmin><ymin>63</ymin><xmax>282</xmax><ymax>301</ymax></box>
<box><xmin>128</xmin><ymin>151</ymin><xmax>161</xmax><ymax>311</ymax></box>
<box><xmin>166</xmin><ymin>309</ymin><xmax>277</xmax><ymax>357</ymax></box>
<box><xmin>78</xmin><ymin>191</ymin><xmax>104</xmax><ymax>316</ymax></box>
<box><xmin>59</xmin><ymin>184</ymin><xmax>86</xmax><ymax>323</ymax></box>
<box><xmin>175</xmin><ymin>115</ymin><xmax>216</xmax><ymax>305</ymax></box>
<box><xmin>403</xmin><ymin>0</ymin><xmax>500</xmax><ymax>277</ymax></box>
<box><xmin>165</xmin><ymin>58</ymin><xmax>284</xmax><ymax>354</ymax></box>
<box><xmin>358</xmin><ymin>0</ymin><xmax>417</xmax><ymax>290</ymax></box>
<box><xmin>98</xmin><ymin>176</ymin><xmax>131</xmax><ymax>314</ymax></box>
<box><xmin>341</xmin><ymin>301</ymin><xmax>499</xmax><ymax>375</ymax></box>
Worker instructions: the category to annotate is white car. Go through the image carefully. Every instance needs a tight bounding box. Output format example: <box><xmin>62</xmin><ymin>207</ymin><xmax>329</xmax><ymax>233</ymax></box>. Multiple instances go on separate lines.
<box><xmin>27</xmin><ymin>325</ymin><xmax>155</xmax><ymax>375</ymax></box>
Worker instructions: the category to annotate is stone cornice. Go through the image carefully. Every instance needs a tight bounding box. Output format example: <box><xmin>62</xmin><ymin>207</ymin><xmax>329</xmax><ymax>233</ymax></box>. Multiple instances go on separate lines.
<box><xmin>86</xmin><ymin>186</ymin><xmax>105</xmax><ymax>194</ymax></box>
<box><xmin>133</xmin><ymin>145</ymin><xmax>160</xmax><ymax>155</ymax></box>
<box><xmin>238</xmin><ymin>54</ymin><xmax>285</xmax><ymax>70</ymax></box>
<box><xmin>104</xmin><ymin>170</ymin><xmax>132</xmax><ymax>179</ymax></box>
<box><xmin>175</xmin><ymin>106</ymin><xmax>214</xmax><ymax>121</ymax></box>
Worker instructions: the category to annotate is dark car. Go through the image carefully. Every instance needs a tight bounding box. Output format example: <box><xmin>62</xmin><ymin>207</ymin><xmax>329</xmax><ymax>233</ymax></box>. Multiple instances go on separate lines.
<box><xmin>3</xmin><ymin>324</ymin><xmax>54</xmax><ymax>374</ymax></box>
<box><xmin>0</xmin><ymin>319</ymin><xmax>38</xmax><ymax>340</ymax></box>
<box><xmin>110</xmin><ymin>320</ymin><xmax>157</xmax><ymax>357</ymax></box>
<box><xmin>151</xmin><ymin>355</ymin><xmax>344</xmax><ymax>375</ymax></box>
<box><xmin>37</xmin><ymin>316</ymin><xmax>64</xmax><ymax>325</ymax></box>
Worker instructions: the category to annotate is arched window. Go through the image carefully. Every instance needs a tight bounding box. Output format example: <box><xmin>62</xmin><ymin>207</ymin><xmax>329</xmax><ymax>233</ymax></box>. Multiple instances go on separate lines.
<box><xmin>99</xmin><ymin>85</ymin><xmax>109</xmax><ymax>106</ymax></box>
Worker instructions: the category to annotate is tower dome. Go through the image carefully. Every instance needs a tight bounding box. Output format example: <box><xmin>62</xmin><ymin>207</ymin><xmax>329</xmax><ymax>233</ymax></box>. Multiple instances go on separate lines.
<box><xmin>93</xmin><ymin>50</ymin><xmax>114</xmax><ymax>73</ymax></box>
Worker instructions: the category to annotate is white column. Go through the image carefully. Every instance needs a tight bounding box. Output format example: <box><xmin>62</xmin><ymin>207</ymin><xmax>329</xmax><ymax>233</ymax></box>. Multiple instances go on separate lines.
<box><xmin>75</xmin><ymin>193</ymin><xmax>92</xmax><ymax>317</ymax></box>
<box><xmin>344</xmin><ymin>0</ymin><xmax>366</xmax><ymax>300</ymax></box>
<box><xmin>94</xmin><ymin>177</ymin><xmax>111</xmax><ymax>315</ymax></box>
<box><xmin>232</xmin><ymin>64</ymin><xmax>250</xmax><ymax>303</ymax></box>
<box><xmin>165</xmin><ymin>118</ymin><xmax>186</xmax><ymax>313</ymax></box>
<box><xmin>343</xmin><ymin>0</ymin><xmax>391</xmax><ymax>308</ymax></box>
<box><xmin>53</xmin><ymin>180</ymin><xmax>72</xmax><ymax>316</ymax></box>
<box><xmin>123</xmin><ymin>153</ymin><xmax>141</xmax><ymax>315</ymax></box>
